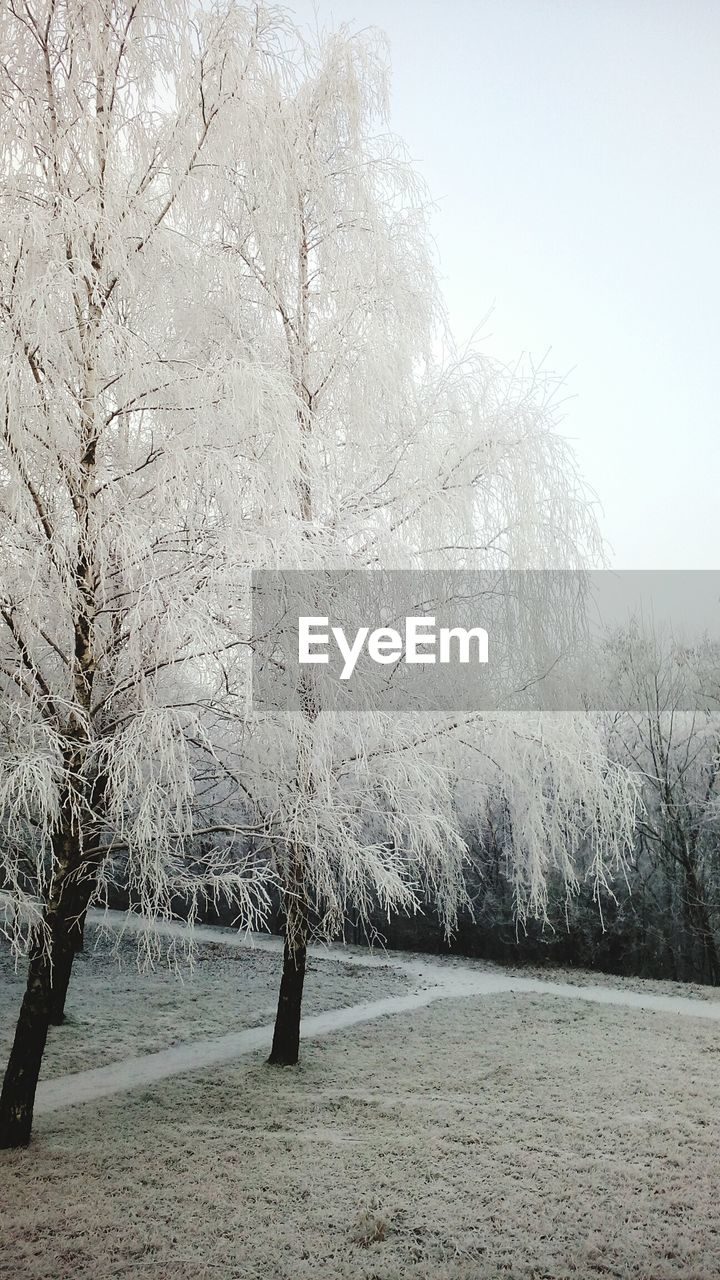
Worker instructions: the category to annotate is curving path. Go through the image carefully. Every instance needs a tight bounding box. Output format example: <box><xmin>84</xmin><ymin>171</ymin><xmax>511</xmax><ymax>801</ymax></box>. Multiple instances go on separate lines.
<box><xmin>33</xmin><ymin>908</ymin><xmax>720</xmax><ymax>1117</ymax></box>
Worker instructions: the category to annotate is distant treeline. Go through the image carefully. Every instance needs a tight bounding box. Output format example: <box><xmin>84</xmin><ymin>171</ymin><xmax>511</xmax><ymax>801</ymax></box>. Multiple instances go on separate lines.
<box><xmin>106</xmin><ymin>824</ymin><xmax>719</xmax><ymax>987</ymax></box>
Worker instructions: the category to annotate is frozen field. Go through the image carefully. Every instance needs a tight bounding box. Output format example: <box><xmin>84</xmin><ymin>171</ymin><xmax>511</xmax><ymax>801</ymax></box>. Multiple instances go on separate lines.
<box><xmin>2</xmin><ymin>917</ymin><xmax>720</xmax><ymax>1279</ymax></box>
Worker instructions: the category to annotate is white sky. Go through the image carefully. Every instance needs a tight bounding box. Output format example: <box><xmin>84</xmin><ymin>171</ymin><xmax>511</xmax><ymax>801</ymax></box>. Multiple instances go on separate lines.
<box><xmin>290</xmin><ymin>0</ymin><xmax>720</xmax><ymax>569</ymax></box>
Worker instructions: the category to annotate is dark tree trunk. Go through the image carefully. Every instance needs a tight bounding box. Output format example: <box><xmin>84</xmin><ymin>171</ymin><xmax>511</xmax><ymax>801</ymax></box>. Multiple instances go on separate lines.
<box><xmin>0</xmin><ymin>946</ymin><xmax>53</xmax><ymax>1148</ymax></box>
<box><xmin>268</xmin><ymin>932</ymin><xmax>308</xmax><ymax>1065</ymax></box>
<box><xmin>48</xmin><ymin>936</ymin><xmax>77</xmax><ymax>1027</ymax></box>
<box><xmin>48</xmin><ymin>942</ymin><xmax>74</xmax><ymax>1027</ymax></box>
<box><xmin>48</xmin><ymin>898</ymin><xmax>89</xmax><ymax>1026</ymax></box>
<box><xmin>0</xmin><ymin>808</ymin><xmax>98</xmax><ymax>1144</ymax></box>
<box><xmin>269</xmin><ymin>849</ymin><xmax>309</xmax><ymax>1066</ymax></box>
<box><xmin>45</xmin><ymin>778</ymin><xmax>102</xmax><ymax>1026</ymax></box>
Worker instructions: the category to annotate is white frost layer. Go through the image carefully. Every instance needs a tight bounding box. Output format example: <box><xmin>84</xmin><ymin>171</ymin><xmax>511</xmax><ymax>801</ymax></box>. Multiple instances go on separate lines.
<box><xmin>31</xmin><ymin>909</ymin><xmax>720</xmax><ymax>1114</ymax></box>
<box><xmin>6</xmin><ymin>991</ymin><xmax>720</xmax><ymax>1280</ymax></box>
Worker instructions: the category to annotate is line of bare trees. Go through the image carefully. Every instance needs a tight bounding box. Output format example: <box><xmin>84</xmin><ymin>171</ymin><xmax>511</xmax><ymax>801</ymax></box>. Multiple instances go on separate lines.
<box><xmin>356</xmin><ymin>633</ymin><xmax>720</xmax><ymax>987</ymax></box>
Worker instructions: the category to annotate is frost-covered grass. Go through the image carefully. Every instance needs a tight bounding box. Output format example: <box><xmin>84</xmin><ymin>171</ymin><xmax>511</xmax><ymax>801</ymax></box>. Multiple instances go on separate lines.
<box><xmin>2</xmin><ymin>927</ymin><xmax>720</xmax><ymax>1279</ymax></box>
<box><xmin>0</xmin><ymin>923</ymin><xmax>411</xmax><ymax>1079</ymax></box>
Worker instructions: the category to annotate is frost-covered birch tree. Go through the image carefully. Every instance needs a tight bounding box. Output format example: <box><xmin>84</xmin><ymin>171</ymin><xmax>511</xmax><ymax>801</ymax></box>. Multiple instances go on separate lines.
<box><xmin>0</xmin><ymin>0</ymin><xmax>282</xmax><ymax>1148</ymax></box>
<box><xmin>0</xmin><ymin>0</ymin><xmax>640</xmax><ymax>1147</ymax></box>
<box><xmin>202</xmin><ymin>18</ymin><xmax>637</xmax><ymax>1064</ymax></box>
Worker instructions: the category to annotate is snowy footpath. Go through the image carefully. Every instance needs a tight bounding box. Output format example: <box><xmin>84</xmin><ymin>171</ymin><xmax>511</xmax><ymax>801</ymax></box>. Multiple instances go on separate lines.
<box><xmin>33</xmin><ymin>907</ymin><xmax>720</xmax><ymax>1116</ymax></box>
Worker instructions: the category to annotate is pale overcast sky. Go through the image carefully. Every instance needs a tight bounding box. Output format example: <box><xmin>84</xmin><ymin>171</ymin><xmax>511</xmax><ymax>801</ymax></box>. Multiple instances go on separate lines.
<box><xmin>290</xmin><ymin>0</ymin><xmax>720</xmax><ymax>569</ymax></box>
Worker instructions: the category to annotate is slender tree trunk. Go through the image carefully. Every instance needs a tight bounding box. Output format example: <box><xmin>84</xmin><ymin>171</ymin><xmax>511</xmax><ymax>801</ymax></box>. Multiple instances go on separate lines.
<box><xmin>0</xmin><ymin>881</ymin><xmax>94</xmax><ymax>1144</ymax></box>
<box><xmin>0</xmin><ymin>940</ymin><xmax>54</xmax><ymax>1148</ymax></box>
<box><xmin>48</xmin><ymin>938</ymin><xmax>75</xmax><ymax>1027</ymax></box>
<box><xmin>268</xmin><ymin>930</ymin><xmax>308</xmax><ymax>1066</ymax></box>
<box><xmin>0</xmin><ymin>807</ymin><xmax>98</xmax><ymax>1143</ymax></box>
<box><xmin>48</xmin><ymin>900</ymin><xmax>88</xmax><ymax>1025</ymax></box>
<box><xmin>269</xmin><ymin>862</ymin><xmax>309</xmax><ymax>1065</ymax></box>
<box><xmin>267</xmin><ymin>213</ymin><xmax>315</xmax><ymax>1069</ymax></box>
<box><xmin>47</xmin><ymin>767</ymin><xmax>106</xmax><ymax>1025</ymax></box>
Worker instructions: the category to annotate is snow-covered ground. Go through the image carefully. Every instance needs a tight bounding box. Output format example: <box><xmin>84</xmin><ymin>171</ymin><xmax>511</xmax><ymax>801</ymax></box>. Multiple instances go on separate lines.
<box><xmin>2</xmin><ymin>915</ymin><xmax>720</xmax><ymax>1278</ymax></box>
<box><xmin>0</xmin><ymin>914</ymin><xmax>413</xmax><ymax>1080</ymax></box>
